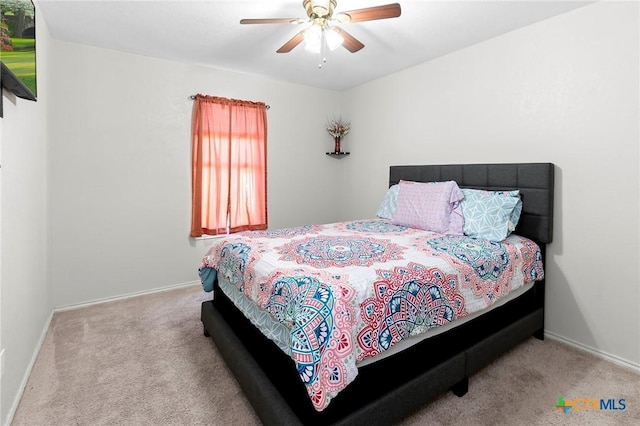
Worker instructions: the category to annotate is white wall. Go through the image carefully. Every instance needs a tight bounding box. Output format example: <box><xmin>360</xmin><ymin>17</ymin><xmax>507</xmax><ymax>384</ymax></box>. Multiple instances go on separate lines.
<box><xmin>0</xmin><ymin>5</ymin><xmax>52</xmax><ymax>424</ymax></box>
<box><xmin>341</xmin><ymin>1</ymin><xmax>639</xmax><ymax>367</ymax></box>
<box><xmin>47</xmin><ymin>40</ymin><xmax>343</xmax><ymax>308</ymax></box>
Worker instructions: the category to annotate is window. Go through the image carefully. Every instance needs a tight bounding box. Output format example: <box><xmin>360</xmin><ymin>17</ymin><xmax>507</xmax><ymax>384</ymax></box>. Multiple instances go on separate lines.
<box><xmin>190</xmin><ymin>95</ymin><xmax>267</xmax><ymax>237</ymax></box>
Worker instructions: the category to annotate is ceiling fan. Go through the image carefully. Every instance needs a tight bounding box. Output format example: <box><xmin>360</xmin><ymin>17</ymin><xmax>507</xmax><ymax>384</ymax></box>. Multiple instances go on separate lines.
<box><xmin>240</xmin><ymin>1</ymin><xmax>401</xmax><ymax>55</ymax></box>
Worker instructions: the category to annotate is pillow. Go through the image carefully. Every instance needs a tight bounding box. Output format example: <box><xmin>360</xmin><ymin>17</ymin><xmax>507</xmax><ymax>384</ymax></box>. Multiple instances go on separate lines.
<box><xmin>460</xmin><ymin>188</ymin><xmax>523</xmax><ymax>241</ymax></box>
<box><xmin>391</xmin><ymin>180</ymin><xmax>464</xmax><ymax>235</ymax></box>
<box><xmin>376</xmin><ymin>184</ymin><xmax>399</xmax><ymax>219</ymax></box>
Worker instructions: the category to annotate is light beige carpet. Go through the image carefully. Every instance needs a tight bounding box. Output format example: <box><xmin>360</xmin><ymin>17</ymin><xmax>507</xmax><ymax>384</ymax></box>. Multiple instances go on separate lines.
<box><xmin>11</xmin><ymin>285</ymin><xmax>640</xmax><ymax>426</ymax></box>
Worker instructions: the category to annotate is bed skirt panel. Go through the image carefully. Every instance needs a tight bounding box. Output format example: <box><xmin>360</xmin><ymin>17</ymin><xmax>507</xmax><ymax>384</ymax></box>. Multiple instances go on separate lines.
<box><xmin>201</xmin><ymin>277</ymin><xmax>545</xmax><ymax>425</ymax></box>
<box><xmin>201</xmin><ymin>299</ymin><xmax>467</xmax><ymax>426</ymax></box>
<box><xmin>201</xmin><ymin>301</ymin><xmax>301</xmax><ymax>426</ymax></box>
<box><xmin>465</xmin><ymin>308</ymin><xmax>544</xmax><ymax>376</ymax></box>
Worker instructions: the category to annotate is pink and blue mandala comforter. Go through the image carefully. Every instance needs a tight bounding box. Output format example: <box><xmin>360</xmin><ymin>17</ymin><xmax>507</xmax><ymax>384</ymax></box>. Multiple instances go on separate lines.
<box><xmin>199</xmin><ymin>219</ymin><xmax>544</xmax><ymax>412</ymax></box>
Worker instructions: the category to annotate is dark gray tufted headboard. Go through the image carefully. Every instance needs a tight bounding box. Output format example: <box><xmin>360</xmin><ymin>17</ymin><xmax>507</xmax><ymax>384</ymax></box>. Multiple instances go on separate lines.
<box><xmin>389</xmin><ymin>163</ymin><xmax>554</xmax><ymax>244</ymax></box>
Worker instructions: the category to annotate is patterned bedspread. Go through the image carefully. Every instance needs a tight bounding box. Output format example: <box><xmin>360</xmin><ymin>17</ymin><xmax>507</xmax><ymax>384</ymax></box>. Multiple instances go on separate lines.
<box><xmin>199</xmin><ymin>219</ymin><xmax>544</xmax><ymax>412</ymax></box>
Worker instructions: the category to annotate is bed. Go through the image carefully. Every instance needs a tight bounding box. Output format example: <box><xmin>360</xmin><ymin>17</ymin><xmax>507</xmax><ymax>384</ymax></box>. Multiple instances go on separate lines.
<box><xmin>200</xmin><ymin>163</ymin><xmax>554</xmax><ymax>425</ymax></box>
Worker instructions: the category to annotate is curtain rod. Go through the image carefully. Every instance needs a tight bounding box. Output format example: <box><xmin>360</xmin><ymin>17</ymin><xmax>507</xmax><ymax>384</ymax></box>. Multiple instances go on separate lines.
<box><xmin>189</xmin><ymin>95</ymin><xmax>270</xmax><ymax>109</ymax></box>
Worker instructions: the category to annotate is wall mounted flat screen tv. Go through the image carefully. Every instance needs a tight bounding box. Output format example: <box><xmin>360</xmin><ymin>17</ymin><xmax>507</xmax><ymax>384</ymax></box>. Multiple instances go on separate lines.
<box><xmin>1</xmin><ymin>0</ymin><xmax>37</xmax><ymax>115</ymax></box>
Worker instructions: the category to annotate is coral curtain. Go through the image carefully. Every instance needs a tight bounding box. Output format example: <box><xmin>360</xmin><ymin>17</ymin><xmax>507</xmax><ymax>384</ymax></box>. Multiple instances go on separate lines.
<box><xmin>191</xmin><ymin>95</ymin><xmax>267</xmax><ymax>237</ymax></box>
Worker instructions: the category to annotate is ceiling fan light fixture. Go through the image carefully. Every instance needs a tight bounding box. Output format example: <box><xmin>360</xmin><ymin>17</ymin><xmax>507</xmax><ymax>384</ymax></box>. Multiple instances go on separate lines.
<box><xmin>304</xmin><ymin>25</ymin><xmax>322</xmax><ymax>53</ymax></box>
<box><xmin>304</xmin><ymin>25</ymin><xmax>343</xmax><ymax>53</ymax></box>
<box><xmin>325</xmin><ymin>27</ymin><xmax>344</xmax><ymax>51</ymax></box>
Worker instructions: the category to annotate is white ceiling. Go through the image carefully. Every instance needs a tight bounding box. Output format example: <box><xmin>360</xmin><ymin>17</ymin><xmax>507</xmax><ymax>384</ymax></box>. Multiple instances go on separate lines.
<box><xmin>36</xmin><ymin>0</ymin><xmax>593</xmax><ymax>91</ymax></box>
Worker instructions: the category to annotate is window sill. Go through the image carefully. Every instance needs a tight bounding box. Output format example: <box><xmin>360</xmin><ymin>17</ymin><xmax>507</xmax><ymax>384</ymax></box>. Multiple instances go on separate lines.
<box><xmin>193</xmin><ymin>234</ymin><xmax>228</xmax><ymax>240</ymax></box>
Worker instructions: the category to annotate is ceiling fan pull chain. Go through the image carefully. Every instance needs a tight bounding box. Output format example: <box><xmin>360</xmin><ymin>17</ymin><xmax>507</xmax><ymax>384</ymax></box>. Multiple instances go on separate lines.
<box><xmin>320</xmin><ymin>27</ymin><xmax>327</xmax><ymax>68</ymax></box>
<box><xmin>317</xmin><ymin>28</ymin><xmax>324</xmax><ymax>68</ymax></box>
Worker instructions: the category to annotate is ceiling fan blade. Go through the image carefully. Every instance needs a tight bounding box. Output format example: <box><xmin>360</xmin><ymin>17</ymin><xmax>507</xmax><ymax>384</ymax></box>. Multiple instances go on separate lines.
<box><xmin>240</xmin><ymin>18</ymin><xmax>302</xmax><ymax>25</ymax></box>
<box><xmin>334</xmin><ymin>27</ymin><xmax>364</xmax><ymax>53</ymax></box>
<box><xmin>336</xmin><ymin>3</ymin><xmax>401</xmax><ymax>23</ymax></box>
<box><xmin>276</xmin><ymin>30</ymin><xmax>306</xmax><ymax>53</ymax></box>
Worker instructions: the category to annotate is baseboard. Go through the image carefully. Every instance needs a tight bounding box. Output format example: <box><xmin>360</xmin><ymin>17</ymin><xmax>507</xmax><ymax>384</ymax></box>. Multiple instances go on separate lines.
<box><xmin>54</xmin><ymin>280</ymin><xmax>201</xmax><ymax>312</ymax></box>
<box><xmin>4</xmin><ymin>310</ymin><xmax>54</xmax><ymax>426</ymax></box>
<box><xmin>545</xmin><ymin>331</ymin><xmax>640</xmax><ymax>374</ymax></box>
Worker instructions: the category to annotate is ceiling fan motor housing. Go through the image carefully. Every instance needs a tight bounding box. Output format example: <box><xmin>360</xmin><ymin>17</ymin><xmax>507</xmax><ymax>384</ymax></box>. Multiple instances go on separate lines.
<box><xmin>304</xmin><ymin>0</ymin><xmax>337</xmax><ymax>24</ymax></box>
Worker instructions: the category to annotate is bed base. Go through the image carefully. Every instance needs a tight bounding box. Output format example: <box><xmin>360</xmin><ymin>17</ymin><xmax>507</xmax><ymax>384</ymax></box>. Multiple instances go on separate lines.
<box><xmin>201</xmin><ymin>281</ymin><xmax>544</xmax><ymax>426</ymax></box>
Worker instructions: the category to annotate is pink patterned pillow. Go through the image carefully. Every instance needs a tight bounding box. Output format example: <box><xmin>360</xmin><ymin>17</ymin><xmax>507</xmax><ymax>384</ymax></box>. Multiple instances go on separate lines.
<box><xmin>391</xmin><ymin>180</ymin><xmax>464</xmax><ymax>235</ymax></box>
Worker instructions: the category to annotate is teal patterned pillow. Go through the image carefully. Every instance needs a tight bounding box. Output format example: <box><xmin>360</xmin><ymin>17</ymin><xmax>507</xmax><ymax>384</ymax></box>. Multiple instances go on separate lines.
<box><xmin>377</xmin><ymin>184</ymin><xmax>400</xmax><ymax>219</ymax></box>
<box><xmin>461</xmin><ymin>188</ymin><xmax>522</xmax><ymax>241</ymax></box>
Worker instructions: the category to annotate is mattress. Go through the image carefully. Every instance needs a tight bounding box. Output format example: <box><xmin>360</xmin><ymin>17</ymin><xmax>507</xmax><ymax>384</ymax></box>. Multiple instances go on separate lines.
<box><xmin>199</xmin><ymin>218</ymin><xmax>544</xmax><ymax>411</ymax></box>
